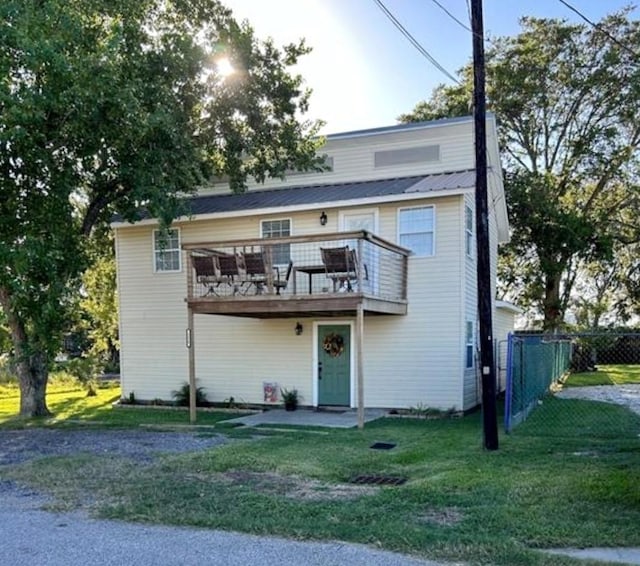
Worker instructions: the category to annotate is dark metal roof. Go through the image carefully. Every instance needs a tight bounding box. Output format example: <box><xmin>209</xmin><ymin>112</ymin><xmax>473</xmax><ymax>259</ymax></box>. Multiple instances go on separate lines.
<box><xmin>187</xmin><ymin>169</ymin><xmax>475</xmax><ymax>217</ymax></box>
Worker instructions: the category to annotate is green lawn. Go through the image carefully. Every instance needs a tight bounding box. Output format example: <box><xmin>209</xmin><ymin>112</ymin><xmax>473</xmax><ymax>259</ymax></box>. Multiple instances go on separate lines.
<box><xmin>565</xmin><ymin>363</ymin><xmax>640</xmax><ymax>387</ymax></box>
<box><xmin>0</xmin><ymin>379</ymin><xmax>241</xmax><ymax>428</ymax></box>
<box><xmin>2</xmin><ymin>380</ymin><xmax>640</xmax><ymax>565</ymax></box>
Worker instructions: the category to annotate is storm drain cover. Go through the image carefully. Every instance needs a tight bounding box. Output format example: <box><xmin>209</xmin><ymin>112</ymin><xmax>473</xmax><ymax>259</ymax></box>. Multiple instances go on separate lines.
<box><xmin>349</xmin><ymin>474</ymin><xmax>407</xmax><ymax>486</ymax></box>
<box><xmin>370</xmin><ymin>442</ymin><xmax>396</xmax><ymax>450</ymax></box>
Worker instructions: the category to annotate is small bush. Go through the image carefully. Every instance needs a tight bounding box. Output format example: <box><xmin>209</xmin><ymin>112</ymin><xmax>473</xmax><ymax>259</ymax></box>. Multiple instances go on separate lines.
<box><xmin>172</xmin><ymin>382</ymin><xmax>209</xmax><ymax>407</ymax></box>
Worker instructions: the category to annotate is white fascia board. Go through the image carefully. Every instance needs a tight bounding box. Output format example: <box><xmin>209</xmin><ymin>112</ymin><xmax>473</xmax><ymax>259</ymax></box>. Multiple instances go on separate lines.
<box><xmin>111</xmin><ymin>186</ymin><xmax>473</xmax><ymax>229</ymax></box>
<box><xmin>496</xmin><ymin>300</ymin><xmax>523</xmax><ymax>314</ymax></box>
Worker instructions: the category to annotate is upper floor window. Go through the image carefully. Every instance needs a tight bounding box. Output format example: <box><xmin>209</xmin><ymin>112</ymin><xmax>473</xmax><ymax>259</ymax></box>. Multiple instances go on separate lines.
<box><xmin>465</xmin><ymin>205</ymin><xmax>473</xmax><ymax>257</ymax></box>
<box><xmin>398</xmin><ymin>206</ymin><xmax>434</xmax><ymax>257</ymax></box>
<box><xmin>153</xmin><ymin>228</ymin><xmax>181</xmax><ymax>272</ymax></box>
<box><xmin>261</xmin><ymin>218</ymin><xmax>291</xmax><ymax>265</ymax></box>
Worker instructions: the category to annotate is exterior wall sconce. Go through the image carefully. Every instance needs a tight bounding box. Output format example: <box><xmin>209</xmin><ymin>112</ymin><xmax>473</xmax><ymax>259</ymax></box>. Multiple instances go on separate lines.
<box><xmin>295</xmin><ymin>322</ymin><xmax>303</xmax><ymax>335</ymax></box>
<box><xmin>319</xmin><ymin>211</ymin><xmax>328</xmax><ymax>226</ymax></box>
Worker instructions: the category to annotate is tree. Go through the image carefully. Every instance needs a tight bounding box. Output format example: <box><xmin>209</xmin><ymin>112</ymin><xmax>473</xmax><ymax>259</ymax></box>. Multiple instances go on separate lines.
<box><xmin>400</xmin><ymin>12</ymin><xmax>640</xmax><ymax>331</ymax></box>
<box><xmin>0</xmin><ymin>0</ymin><xmax>325</xmax><ymax>417</ymax></box>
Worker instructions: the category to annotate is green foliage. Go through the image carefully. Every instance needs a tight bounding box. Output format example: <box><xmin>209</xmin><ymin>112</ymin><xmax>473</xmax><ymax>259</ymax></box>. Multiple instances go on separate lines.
<box><xmin>172</xmin><ymin>382</ymin><xmax>209</xmax><ymax>407</ymax></box>
<box><xmin>62</xmin><ymin>356</ymin><xmax>102</xmax><ymax>396</ymax></box>
<box><xmin>566</xmin><ymin>364</ymin><xmax>640</xmax><ymax>387</ymax></box>
<box><xmin>401</xmin><ymin>11</ymin><xmax>640</xmax><ymax>330</ymax></box>
<box><xmin>280</xmin><ymin>387</ymin><xmax>299</xmax><ymax>410</ymax></box>
<box><xmin>0</xmin><ymin>0</ymin><xmax>324</xmax><ymax>416</ymax></box>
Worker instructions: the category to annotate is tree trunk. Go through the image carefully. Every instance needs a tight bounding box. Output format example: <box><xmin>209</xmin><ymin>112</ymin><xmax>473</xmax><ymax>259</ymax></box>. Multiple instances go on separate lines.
<box><xmin>15</xmin><ymin>350</ymin><xmax>51</xmax><ymax>417</ymax></box>
<box><xmin>0</xmin><ymin>287</ymin><xmax>52</xmax><ymax>417</ymax></box>
<box><xmin>542</xmin><ymin>272</ymin><xmax>563</xmax><ymax>332</ymax></box>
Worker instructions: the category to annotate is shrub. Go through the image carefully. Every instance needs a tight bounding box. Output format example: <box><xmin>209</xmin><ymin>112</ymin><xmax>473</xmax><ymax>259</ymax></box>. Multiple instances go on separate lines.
<box><xmin>172</xmin><ymin>382</ymin><xmax>209</xmax><ymax>407</ymax></box>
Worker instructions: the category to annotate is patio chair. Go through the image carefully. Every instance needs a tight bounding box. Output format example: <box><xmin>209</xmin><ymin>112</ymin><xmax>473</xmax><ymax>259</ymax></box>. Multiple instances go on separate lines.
<box><xmin>273</xmin><ymin>260</ymin><xmax>293</xmax><ymax>295</ymax></box>
<box><xmin>214</xmin><ymin>253</ymin><xmax>242</xmax><ymax>295</ymax></box>
<box><xmin>191</xmin><ymin>255</ymin><xmax>218</xmax><ymax>296</ymax></box>
<box><xmin>239</xmin><ymin>250</ymin><xmax>269</xmax><ymax>294</ymax></box>
<box><xmin>320</xmin><ymin>246</ymin><xmax>364</xmax><ymax>292</ymax></box>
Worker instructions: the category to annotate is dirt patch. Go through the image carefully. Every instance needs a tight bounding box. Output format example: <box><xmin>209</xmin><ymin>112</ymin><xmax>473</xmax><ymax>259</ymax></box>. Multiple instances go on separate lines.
<box><xmin>418</xmin><ymin>507</ymin><xmax>464</xmax><ymax>526</ymax></box>
<box><xmin>221</xmin><ymin>470</ymin><xmax>379</xmax><ymax>501</ymax></box>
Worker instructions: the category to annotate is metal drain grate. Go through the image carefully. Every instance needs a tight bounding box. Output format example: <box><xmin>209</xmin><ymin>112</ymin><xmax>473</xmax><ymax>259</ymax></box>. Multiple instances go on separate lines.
<box><xmin>349</xmin><ymin>474</ymin><xmax>407</xmax><ymax>486</ymax></box>
<box><xmin>370</xmin><ymin>442</ymin><xmax>396</xmax><ymax>450</ymax></box>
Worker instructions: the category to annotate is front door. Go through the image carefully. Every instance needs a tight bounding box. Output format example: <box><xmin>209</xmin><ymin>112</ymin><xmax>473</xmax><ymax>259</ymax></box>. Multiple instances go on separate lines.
<box><xmin>318</xmin><ymin>324</ymin><xmax>351</xmax><ymax>406</ymax></box>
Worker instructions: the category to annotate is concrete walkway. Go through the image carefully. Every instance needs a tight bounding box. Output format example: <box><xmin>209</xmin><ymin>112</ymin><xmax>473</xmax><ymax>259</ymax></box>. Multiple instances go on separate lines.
<box><xmin>222</xmin><ymin>408</ymin><xmax>388</xmax><ymax>428</ymax></box>
<box><xmin>542</xmin><ymin>548</ymin><xmax>640</xmax><ymax>564</ymax></box>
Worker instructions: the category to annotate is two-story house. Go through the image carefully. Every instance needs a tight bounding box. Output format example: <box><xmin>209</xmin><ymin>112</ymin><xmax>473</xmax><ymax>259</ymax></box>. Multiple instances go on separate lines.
<box><xmin>112</xmin><ymin>114</ymin><xmax>515</xmax><ymax>419</ymax></box>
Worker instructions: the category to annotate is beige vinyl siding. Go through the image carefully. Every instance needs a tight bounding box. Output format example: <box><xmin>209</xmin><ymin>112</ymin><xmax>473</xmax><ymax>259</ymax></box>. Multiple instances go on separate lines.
<box><xmin>199</xmin><ymin>121</ymin><xmax>475</xmax><ymax>196</ymax></box>
<box><xmin>116</xmin><ymin>226</ymin><xmax>189</xmax><ymax>400</ymax></box>
<box><xmin>462</xmin><ymin>193</ymin><xmax>480</xmax><ymax>410</ymax></box>
<box><xmin>336</xmin><ymin>196</ymin><xmax>462</xmax><ymax>409</ymax></box>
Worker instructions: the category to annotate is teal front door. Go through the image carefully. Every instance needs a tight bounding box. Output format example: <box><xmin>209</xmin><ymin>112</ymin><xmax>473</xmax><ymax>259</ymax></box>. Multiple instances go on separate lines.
<box><xmin>318</xmin><ymin>324</ymin><xmax>351</xmax><ymax>406</ymax></box>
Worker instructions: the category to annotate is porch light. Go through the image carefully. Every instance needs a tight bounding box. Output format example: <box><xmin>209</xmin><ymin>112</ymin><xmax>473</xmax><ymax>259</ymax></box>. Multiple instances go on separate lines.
<box><xmin>295</xmin><ymin>322</ymin><xmax>303</xmax><ymax>335</ymax></box>
<box><xmin>319</xmin><ymin>211</ymin><xmax>328</xmax><ymax>226</ymax></box>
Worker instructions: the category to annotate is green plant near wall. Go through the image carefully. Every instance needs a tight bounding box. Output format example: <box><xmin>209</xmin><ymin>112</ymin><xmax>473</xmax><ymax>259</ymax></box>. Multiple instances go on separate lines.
<box><xmin>172</xmin><ymin>382</ymin><xmax>209</xmax><ymax>407</ymax></box>
<box><xmin>280</xmin><ymin>388</ymin><xmax>299</xmax><ymax>411</ymax></box>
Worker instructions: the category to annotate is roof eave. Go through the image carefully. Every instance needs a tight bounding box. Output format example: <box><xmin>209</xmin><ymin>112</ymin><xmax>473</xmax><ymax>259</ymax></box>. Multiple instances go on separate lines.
<box><xmin>110</xmin><ymin>185</ymin><xmax>474</xmax><ymax>229</ymax></box>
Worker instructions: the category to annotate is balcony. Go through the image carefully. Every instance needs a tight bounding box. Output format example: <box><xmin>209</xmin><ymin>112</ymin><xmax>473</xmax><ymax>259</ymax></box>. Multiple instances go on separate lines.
<box><xmin>183</xmin><ymin>231</ymin><xmax>410</xmax><ymax>318</ymax></box>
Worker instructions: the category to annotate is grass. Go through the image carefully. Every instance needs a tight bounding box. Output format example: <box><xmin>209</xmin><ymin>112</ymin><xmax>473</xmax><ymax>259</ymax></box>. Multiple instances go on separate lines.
<box><xmin>565</xmin><ymin>363</ymin><xmax>640</xmax><ymax>387</ymax></box>
<box><xmin>2</xmin><ymin>380</ymin><xmax>640</xmax><ymax>565</ymax></box>
<box><xmin>0</xmin><ymin>377</ymin><xmax>243</xmax><ymax>429</ymax></box>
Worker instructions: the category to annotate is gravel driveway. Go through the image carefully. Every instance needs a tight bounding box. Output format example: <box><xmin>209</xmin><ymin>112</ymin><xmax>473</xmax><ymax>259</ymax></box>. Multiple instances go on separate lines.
<box><xmin>0</xmin><ymin>428</ymin><xmax>449</xmax><ymax>566</ymax></box>
<box><xmin>555</xmin><ymin>384</ymin><xmax>640</xmax><ymax>416</ymax></box>
<box><xmin>0</xmin><ymin>428</ymin><xmax>228</xmax><ymax>466</ymax></box>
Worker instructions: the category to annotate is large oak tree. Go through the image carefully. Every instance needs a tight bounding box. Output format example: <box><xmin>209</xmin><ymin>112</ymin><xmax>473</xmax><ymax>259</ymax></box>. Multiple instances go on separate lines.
<box><xmin>0</xmin><ymin>0</ymin><xmax>324</xmax><ymax>416</ymax></box>
<box><xmin>400</xmin><ymin>11</ymin><xmax>640</xmax><ymax>330</ymax></box>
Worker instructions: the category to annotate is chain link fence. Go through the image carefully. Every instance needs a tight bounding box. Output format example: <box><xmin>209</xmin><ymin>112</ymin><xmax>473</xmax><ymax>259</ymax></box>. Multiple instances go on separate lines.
<box><xmin>504</xmin><ymin>332</ymin><xmax>640</xmax><ymax>439</ymax></box>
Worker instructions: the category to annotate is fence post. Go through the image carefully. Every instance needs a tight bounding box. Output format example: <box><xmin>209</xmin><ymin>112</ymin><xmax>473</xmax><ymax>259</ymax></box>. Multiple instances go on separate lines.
<box><xmin>504</xmin><ymin>332</ymin><xmax>514</xmax><ymax>433</ymax></box>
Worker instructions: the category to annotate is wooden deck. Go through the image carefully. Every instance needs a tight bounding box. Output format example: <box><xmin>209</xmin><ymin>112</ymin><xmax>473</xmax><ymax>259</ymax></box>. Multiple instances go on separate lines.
<box><xmin>187</xmin><ymin>292</ymin><xmax>408</xmax><ymax>318</ymax></box>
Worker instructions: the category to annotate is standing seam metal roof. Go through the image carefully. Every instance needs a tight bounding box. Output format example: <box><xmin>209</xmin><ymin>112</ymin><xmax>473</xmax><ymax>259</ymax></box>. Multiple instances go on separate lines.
<box><xmin>187</xmin><ymin>169</ymin><xmax>475</xmax><ymax>216</ymax></box>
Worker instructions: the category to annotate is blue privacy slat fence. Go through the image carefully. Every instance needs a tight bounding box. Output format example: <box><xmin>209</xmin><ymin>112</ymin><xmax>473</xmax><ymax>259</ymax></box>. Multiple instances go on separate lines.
<box><xmin>504</xmin><ymin>333</ymin><xmax>572</xmax><ymax>432</ymax></box>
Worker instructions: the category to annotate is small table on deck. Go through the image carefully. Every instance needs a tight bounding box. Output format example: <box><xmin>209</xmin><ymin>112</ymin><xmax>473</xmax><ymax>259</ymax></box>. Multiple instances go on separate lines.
<box><xmin>292</xmin><ymin>265</ymin><xmax>326</xmax><ymax>295</ymax></box>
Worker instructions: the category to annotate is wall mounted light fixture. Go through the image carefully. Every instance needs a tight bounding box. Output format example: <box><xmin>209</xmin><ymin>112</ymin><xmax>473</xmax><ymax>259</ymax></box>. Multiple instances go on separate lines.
<box><xmin>295</xmin><ymin>322</ymin><xmax>303</xmax><ymax>335</ymax></box>
<box><xmin>319</xmin><ymin>211</ymin><xmax>328</xmax><ymax>226</ymax></box>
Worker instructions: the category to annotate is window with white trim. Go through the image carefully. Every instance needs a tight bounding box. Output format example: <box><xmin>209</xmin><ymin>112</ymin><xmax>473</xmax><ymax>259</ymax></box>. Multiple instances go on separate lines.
<box><xmin>153</xmin><ymin>228</ymin><xmax>181</xmax><ymax>272</ymax></box>
<box><xmin>398</xmin><ymin>206</ymin><xmax>434</xmax><ymax>256</ymax></box>
<box><xmin>465</xmin><ymin>321</ymin><xmax>474</xmax><ymax>369</ymax></box>
<box><xmin>261</xmin><ymin>219</ymin><xmax>291</xmax><ymax>265</ymax></box>
<box><xmin>465</xmin><ymin>205</ymin><xmax>473</xmax><ymax>257</ymax></box>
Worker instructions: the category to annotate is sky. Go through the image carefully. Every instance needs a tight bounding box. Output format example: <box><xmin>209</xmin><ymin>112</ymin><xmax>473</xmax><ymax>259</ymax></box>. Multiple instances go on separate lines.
<box><xmin>225</xmin><ymin>0</ymin><xmax>639</xmax><ymax>134</ymax></box>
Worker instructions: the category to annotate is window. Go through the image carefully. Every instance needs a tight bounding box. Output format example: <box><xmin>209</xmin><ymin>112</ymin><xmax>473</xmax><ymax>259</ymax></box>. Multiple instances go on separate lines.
<box><xmin>465</xmin><ymin>321</ymin><xmax>474</xmax><ymax>369</ymax></box>
<box><xmin>398</xmin><ymin>206</ymin><xmax>434</xmax><ymax>256</ymax></box>
<box><xmin>153</xmin><ymin>228</ymin><xmax>181</xmax><ymax>272</ymax></box>
<box><xmin>465</xmin><ymin>205</ymin><xmax>473</xmax><ymax>257</ymax></box>
<box><xmin>261</xmin><ymin>219</ymin><xmax>291</xmax><ymax>264</ymax></box>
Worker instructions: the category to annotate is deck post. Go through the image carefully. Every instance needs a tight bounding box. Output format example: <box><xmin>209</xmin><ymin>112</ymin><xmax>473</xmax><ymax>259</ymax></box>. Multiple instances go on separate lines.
<box><xmin>356</xmin><ymin>301</ymin><xmax>365</xmax><ymax>429</ymax></box>
<box><xmin>187</xmin><ymin>307</ymin><xmax>196</xmax><ymax>424</ymax></box>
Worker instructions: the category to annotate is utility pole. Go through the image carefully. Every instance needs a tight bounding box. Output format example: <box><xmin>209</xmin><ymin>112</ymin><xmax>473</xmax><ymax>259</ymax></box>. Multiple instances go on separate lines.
<box><xmin>471</xmin><ymin>0</ymin><xmax>499</xmax><ymax>450</ymax></box>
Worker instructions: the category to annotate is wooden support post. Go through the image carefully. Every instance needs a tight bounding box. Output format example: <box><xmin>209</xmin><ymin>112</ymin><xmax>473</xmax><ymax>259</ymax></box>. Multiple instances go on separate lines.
<box><xmin>187</xmin><ymin>307</ymin><xmax>196</xmax><ymax>424</ymax></box>
<box><xmin>356</xmin><ymin>302</ymin><xmax>365</xmax><ymax>430</ymax></box>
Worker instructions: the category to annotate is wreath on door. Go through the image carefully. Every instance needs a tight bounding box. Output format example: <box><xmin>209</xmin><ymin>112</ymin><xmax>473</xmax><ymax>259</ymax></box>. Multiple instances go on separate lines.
<box><xmin>322</xmin><ymin>333</ymin><xmax>345</xmax><ymax>357</ymax></box>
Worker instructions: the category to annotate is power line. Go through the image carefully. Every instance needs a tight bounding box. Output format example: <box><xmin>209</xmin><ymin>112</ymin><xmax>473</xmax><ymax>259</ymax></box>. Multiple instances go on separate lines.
<box><xmin>428</xmin><ymin>0</ymin><xmax>472</xmax><ymax>33</ymax></box>
<box><xmin>557</xmin><ymin>0</ymin><xmax>640</xmax><ymax>60</ymax></box>
<box><xmin>372</xmin><ymin>0</ymin><xmax>460</xmax><ymax>84</ymax></box>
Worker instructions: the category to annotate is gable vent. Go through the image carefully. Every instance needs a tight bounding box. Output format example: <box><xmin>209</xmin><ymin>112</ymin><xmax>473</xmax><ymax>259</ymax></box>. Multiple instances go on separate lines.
<box><xmin>285</xmin><ymin>155</ymin><xmax>334</xmax><ymax>177</ymax></box>
<box><xmin>374</xmin><ymin>145</ymin><xmax>440</xmax><ymax>168</ymax></box>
